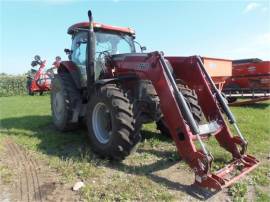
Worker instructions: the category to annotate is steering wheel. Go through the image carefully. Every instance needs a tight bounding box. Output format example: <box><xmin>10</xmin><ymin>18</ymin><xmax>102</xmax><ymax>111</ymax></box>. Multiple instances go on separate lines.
<box><xmin>96</xmin><ymin>51</ymin><xmax>110</xmax><ymax>75</ymax></box>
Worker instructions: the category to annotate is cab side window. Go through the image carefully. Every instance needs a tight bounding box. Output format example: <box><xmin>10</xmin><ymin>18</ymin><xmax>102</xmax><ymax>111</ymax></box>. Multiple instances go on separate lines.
<box><xmin>71</xmin><ymin>32</ymin><xmax>87</xmax><ymax>67</ymax></box>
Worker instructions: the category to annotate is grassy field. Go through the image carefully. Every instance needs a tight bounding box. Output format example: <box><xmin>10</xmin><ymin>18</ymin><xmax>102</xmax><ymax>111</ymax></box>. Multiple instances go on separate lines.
<box><xmin>0</xmin><ymin>96</ymin><xmax>269</xmax><ymax>201</ymax></box>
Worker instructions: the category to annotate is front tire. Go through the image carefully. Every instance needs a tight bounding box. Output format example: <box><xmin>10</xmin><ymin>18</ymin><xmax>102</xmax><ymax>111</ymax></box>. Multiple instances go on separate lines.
<box><xmin>87</xmin><ymin>84</ymin><xmax>141</xmax><ymax>160</ymax></box>
<box><xmin>156</xmin><ymin>81</ymin><xmax>203</xmax><ymax>138</ymax></box>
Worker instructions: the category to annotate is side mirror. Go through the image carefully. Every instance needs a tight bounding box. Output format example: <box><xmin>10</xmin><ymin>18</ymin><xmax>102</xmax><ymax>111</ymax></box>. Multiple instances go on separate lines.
<box><xmin>64</xmin><ymin>48</ymin><xmax>72</xmax><ymax>55</ymax></box>
<box><xmin>141</xmin><ymin>46</ymin><xmax>147</xmax><ymax>52</ymax></box>
<box><xmin>134</xmin><ymin>41</ymin><xmax>146</xmax><ymax>53</ymax></box>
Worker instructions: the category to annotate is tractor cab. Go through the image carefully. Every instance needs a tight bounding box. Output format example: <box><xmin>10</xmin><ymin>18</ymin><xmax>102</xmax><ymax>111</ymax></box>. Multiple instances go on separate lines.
<box><xmin>66</xmin><ymin>22</ymin><xmax>139</xmax><ymax>84</ymax></box>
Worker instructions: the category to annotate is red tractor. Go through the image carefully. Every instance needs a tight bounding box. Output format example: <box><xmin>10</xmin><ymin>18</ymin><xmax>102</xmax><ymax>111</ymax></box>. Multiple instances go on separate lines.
<box><xmin>51</xmin><ymin>11</ymin><xmax>258</xmax><ymax>190</ymax></box>
<box><xmin>27</xmin><ymin>55</ymin><xmax>53</xmax><ymax>95</ymax></box>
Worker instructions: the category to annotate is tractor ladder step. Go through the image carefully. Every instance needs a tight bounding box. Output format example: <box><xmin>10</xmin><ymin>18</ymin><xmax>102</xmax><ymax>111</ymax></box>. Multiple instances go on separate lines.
<box><xmin>192</xmin><ymin>121</ymin><xmax>221</xmax><ymax>140</ymax></box>
<box><xmin>198</xmin><ymin>121</ymin><xmax>220</xmax><ymax>135</ymax></box>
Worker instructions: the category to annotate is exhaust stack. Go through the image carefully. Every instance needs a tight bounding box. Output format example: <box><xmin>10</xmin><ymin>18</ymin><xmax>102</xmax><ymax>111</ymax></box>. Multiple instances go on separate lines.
<box><xmin>87</xmin><ymin>10</ymin><xmax>96</xmax><ymax>94</ymax></box>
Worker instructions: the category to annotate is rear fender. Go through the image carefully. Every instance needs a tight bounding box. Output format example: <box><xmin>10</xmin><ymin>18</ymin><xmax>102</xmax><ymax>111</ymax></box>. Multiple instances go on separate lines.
<box><xmin>95</xmin><ymin>75</ymin><xmax>137</xmax><ymax>86</ymax></box>
<box><xmin>58</xmin><ymin>61</ymin><xmax>81</xmax><ymax>89</ymax></box>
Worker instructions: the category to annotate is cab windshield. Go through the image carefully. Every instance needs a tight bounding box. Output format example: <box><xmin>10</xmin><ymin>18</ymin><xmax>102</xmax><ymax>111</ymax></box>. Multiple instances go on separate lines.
<box><xmin>95</xmin><ymin>31</ymin><xmax>135</xmax><ymax>55</ymax></box>
<box><xmin>70</xmin><ymin>30</ymin><xmax>135</xmax><ymax>82</ymax></box>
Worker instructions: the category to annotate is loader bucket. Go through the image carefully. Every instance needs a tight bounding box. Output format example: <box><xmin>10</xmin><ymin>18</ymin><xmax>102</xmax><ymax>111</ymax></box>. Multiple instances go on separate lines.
<box><xmin>195</xmin><ymin>155</ymin><xmax>259</xmax><ymax>190</ymax></box>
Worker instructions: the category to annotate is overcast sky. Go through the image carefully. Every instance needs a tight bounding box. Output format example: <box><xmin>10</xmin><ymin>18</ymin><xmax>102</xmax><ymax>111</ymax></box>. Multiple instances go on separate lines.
<box><xmin>1</xmin><ymin>0</ymin><xmax>270</xmax><ymax>74</ymax></box>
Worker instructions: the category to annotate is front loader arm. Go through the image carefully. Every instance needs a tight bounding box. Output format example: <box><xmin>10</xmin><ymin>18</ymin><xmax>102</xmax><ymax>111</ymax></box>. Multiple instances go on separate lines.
<box><xmin>113</xmin><ymin>51</ymin><xmax>259</xmax><ymax>190</ymax></box>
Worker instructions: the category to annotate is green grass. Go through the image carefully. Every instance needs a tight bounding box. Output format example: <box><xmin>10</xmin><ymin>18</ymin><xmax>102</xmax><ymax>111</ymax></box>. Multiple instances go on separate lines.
<box><xmin>255</xmin><ymin>187</ymin><xmax>270</xmax><ymax>202</ymax></box>
<box><xmin>228</xmin><ymin>182</ymin><xmax>248</xmax><ymax>202</ymax></box>
<box><xmin>0</xmin><ymin>165</ymin><xmax>13</xmax><ymax>184</ymax></box>
<box><xmin>0</xmin><ymin>96</ymin><xmax>269</xmax><ymax>201</ymax></box>
<box><xmin>231</xmin><ymin>103</ymin><xmax>270</xmax><ymax>156</ymax></box>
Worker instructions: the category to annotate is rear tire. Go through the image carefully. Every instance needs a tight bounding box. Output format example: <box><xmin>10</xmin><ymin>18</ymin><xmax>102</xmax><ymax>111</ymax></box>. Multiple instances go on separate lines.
<box><xmin>87</xmin><ymin>84</ymin><xmax>141</xmax><ymax>160</ymax></box>
<box><xmin>51</xmin><ymin>73</ymin><xmax>81</xmax><ymax>131</ymax></box>
<box><xmin>156</xmin><ymin>80</ymin><xmax>203</xmax><ymax>138</ymax></box>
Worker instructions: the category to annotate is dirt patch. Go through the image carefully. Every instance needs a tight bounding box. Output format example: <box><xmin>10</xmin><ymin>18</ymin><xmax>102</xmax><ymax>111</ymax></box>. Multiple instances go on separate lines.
<box><xmin>152</xmin><ymin>163</ymin><xmax>232</xmax><ymax>201</ymax></box>
<box><xmin>0</xmin><ymin>138</ymin><xmax>80</xmax><ymax>202</ymax></box>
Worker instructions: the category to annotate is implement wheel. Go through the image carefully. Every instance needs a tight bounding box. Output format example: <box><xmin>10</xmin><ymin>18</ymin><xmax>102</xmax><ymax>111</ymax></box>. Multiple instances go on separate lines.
<box><xmin>87</xmin><ymin>84</ymin><xmax>141</xmax><ymax>160</ymax></box>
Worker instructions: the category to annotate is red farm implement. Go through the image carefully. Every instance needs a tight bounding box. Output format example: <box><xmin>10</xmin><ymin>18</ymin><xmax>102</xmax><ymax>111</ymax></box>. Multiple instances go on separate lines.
<box><xmin>223</xmin><ymin>58</ymin><xmax>270</xmax><ymax>105</ymax></box>
<box><xmin>26</xmin><ymin>55</ymin><xmax>53</xmax><ymax>95</ymax></box>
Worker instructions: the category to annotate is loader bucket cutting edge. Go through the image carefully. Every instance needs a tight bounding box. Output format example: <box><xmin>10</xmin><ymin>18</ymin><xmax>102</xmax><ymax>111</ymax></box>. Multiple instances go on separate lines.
<box><xmin>195</xmin><ymin>155</ymin><xmax>259</xmax><ymax>190</ymax></box>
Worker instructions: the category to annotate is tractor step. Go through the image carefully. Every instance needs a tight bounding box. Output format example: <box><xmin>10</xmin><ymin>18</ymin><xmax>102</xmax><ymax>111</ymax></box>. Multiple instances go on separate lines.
<box><xmin>195</xmin><ymin>155</ymin><xmax>259</xmax><ymax>190</ymax></box>
<box><xmin>192</xmin><ymin>121</ymin><xmax>221</xmax><ymax>140</ymax></box>
<box><xmin>198</xmin><ymin>121</ymin><xmax>220</xmax><ymax>135</ymax></box>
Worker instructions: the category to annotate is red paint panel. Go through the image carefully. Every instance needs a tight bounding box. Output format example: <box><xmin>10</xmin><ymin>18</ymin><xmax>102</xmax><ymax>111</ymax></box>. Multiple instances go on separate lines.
<box><xmin>226</xmin><ymin>61</ymin><xmax>270</xmax><ymax>89</ymax></box>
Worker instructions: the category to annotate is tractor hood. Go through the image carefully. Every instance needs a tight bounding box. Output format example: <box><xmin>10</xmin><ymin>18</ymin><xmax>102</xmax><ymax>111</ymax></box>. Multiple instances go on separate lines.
<box><xmin>111</xmin><ymin>53</ymin><xmax>149</xmax><ymax>62</ymax></box>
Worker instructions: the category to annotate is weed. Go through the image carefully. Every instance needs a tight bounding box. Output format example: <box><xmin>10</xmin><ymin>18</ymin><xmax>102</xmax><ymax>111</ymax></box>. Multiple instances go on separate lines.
<box><xmin>0</xmin><ymin>165</ymin><xmax>13</xmax><ymax>184</ymax></box>
<box><xmin>251</xmin><ymin>164</ymin><xmax>270</xmax><ymax>186</ymax></box>
<box><xmin>228</xmin><ymin>182</ymin><xmax>247</xmax><ymax>202</ymax></box>
<box><xmin>255</xmin><ymin>187</ymin><xmax>270</xmax><ymax>202</ymax></box>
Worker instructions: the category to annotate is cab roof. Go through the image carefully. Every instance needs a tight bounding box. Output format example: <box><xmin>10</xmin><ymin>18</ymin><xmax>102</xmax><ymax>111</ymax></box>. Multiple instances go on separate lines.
<box><xmin>68</xmin><ymin>22</ymin><xmax>135</xmax><ymax>35</ymax></box>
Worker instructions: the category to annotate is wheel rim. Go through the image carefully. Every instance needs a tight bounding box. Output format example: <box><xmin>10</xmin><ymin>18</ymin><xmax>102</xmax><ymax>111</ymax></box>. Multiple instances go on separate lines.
<box><xmin>53</xmin><ymin>91</ymin><xmax>64</xmax><ymax>121</ymax></box>
<box><xmin>92</xmin><ymin>102</ymin><xmax>112</xmax><ymax>144</ymax></box>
